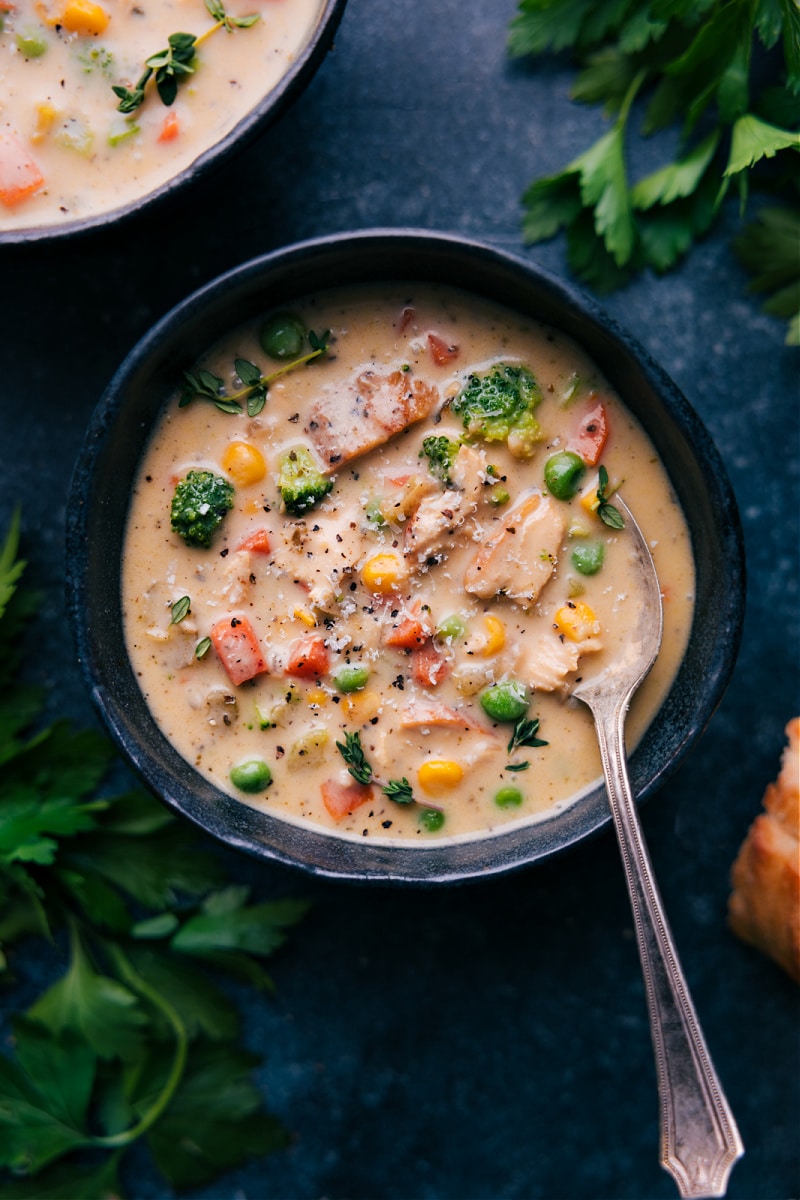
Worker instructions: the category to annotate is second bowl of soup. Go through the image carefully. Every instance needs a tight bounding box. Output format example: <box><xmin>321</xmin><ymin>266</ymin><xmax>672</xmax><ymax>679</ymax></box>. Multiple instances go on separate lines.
<box><xmin>67</xmin><ymin>231</ymin><xmax>744</xmax><ymax>882</ymax></box>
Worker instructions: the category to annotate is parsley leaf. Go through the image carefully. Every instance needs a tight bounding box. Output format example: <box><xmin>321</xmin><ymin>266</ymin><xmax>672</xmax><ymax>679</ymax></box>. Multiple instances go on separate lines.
<box><xmin>509</xmin><ymin>0</ymin><xmax>800</xmax><ymax>326</ymax></box>
<box><xmin>734</xmin><ymin>205</ymin><xmax>800</xmax><ymax>345</ymax></box>
<box><xmin>0</xmin><ymin>514</ymin><xmax>310</xmax><ymax>1196</ymax></box>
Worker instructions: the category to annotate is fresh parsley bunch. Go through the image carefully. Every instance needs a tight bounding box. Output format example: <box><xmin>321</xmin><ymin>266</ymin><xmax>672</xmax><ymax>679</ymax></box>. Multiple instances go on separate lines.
<box><xmin>508</xmin><ymin>0</ymin><xmax>800</xmax><ymax>343</ymax></box>
<box><xmin>0</xmin><ymin>512</ymin><xmax>308</xmax><ymax>1198</ymax></box>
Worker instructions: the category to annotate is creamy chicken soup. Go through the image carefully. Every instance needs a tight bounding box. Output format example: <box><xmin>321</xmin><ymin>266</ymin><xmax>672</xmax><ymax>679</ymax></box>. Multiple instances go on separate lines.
<box><xmin>0</xmin><ymin>0</ymin><xmax>324</xmax><ymax>230</ymax></box>
<box><xmin>122</xmin><ymin>284</ymin><xmax>695</xmax><ymax>843</ymax></box>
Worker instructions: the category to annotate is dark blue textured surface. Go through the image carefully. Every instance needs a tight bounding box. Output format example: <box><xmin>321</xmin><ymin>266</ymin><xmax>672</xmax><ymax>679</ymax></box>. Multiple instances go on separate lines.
<box><xmin>1</xmin><ymin>1</ymin><xmax>798</xmax><ymax>1198</ymax></box>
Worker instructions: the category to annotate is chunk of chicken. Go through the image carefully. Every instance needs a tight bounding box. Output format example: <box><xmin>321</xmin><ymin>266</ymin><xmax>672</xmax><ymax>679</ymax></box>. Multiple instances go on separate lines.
<box><xmin>270</xmin><ymin>511</ymin><xmax>368</xmax><ymax>611</ymax></box>
<box><xmin>305</xmin><ymin>370</ymin><xmax>440</xmax><ymax>470</ymax></box>
<box><xmin>463</xmin><ymin>491</ymin><xmax>564</xmax><ymax>608</ymax></box>
<box><xmin>404</xmin><ymin>445</ymin><xmax>486</xmax><ymax>565</ymax></box>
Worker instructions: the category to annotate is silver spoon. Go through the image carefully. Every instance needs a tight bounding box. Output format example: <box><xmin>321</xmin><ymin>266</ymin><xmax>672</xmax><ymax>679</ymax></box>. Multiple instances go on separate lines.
<box><xmin>571</xmin><ymin>494</ymin><xmax>744</xmax><ymax>1199</ymax></box>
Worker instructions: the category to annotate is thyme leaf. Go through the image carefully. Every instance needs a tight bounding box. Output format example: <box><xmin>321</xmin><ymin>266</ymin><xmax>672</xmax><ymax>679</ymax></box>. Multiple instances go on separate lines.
<box><xmin>170</xmin><ymin>595</ymin><xmax>191</xmax><ymax>624</ymax></box>
<box><xmin>596</xmin><ymin>465</ymin><xmax>625</xmax><ymax>529</ymax></box>
<box><xmin>506</xmin><ymin>716</ymin><xmax>548</xmax><ymax>755</ymax></box>
<box><xmin>381</xmin><ymin>777</ymin><xmax>415</xmax><ymax>805</ymax></box>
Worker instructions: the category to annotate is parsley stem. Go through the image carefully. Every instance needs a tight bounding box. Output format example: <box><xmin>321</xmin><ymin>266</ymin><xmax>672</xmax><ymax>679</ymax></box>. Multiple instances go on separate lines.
<box><xmin>92</xmin><ymin>942</ymin><xmax>188</xmax><ymax>1149</ymax></box>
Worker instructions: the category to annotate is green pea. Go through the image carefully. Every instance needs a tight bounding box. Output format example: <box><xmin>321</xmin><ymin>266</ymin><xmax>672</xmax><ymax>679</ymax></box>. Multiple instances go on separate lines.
<box><xmin>419</xmin><ymin>808</ymin><xmax>445</xmax><ymax>832</ymax></box>
<box><xmin>495</xmin><ymin>786</ymin><xmax>524</xmax><ymax>808</ymax></box>
<box><xmin>259</xmin><ymin>312</ymin><xmax>306</xmax><ymax>360</ymax></box>
<box><xmin>17</xmin><ymin>28</ymin><xmax>48</xmax><ymax>57</ymax></box>
<box><xmin>436</xmin><ymin>614</ymin><xmax>467</xmax><ymax>642</ymax></box>
<box><xmin>571</xmin><ymin>540</ymin><xmax>605</xmax><ymax>576</ymax></box>
<box><xmin>230</xmin><ymin>758</ymin><xmax>272</xmax><ymax>793</ymax></box>
<box><xmin>489</xmin><ymin>485</ymin><xmax>510</xmax><ymax>506</ymax></box>
<box><xmin>479</xmin><ymin>680</ymin><xmax>529</xmax><ymax>723</ymax></box>
<box><xmin>544</xmin><ymin>450</ymin><xmax>585</xmax><ymax>500</ymax></box>
<box><xmin>334</xmin><ymin>664</ymin><xmax>370</xmax><ymax>693</ymax></box>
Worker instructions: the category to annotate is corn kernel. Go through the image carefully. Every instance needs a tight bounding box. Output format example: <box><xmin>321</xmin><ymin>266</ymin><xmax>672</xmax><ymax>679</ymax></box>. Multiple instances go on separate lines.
<box><xmin>61</xmin><ymin>0</ymin><xmax>110</xmax><ymax>35</ymax></box>
<box><xmin>480</xmin><ymin>614</ymin><xmax>505</xmax><ymax>656</ymax></box>
<box><xmin>32</xmin><ymin>102</ymin><xmax>58</xmax><ymax>144</ymax></box>
<box><xmin>554</xmin><ymin>600</ymin><xmax>600</xmax><ymax>643</ymax></box>
<box><xmin>418</xmin><ymin>760</ymin><xmax>463</xmax><ymax>794</ymax></box>
<box><xmin>221</xmin><ymin>441</ymin><xmax>266</xmax><ymax>487</ymax></box>
<box><xmin>361</xmin><ymin>552</ymin><xmax>406</xmax><ymax>594</ymax></box>
<box><xmin>294</xmin><ymin>607</ymin><xmax>317</xmax><ymax>628</ymax></box>
<box><xmin>307</xmin><ymin>687</ymin><xmax>328</xmax><ymax>708</ymax></box>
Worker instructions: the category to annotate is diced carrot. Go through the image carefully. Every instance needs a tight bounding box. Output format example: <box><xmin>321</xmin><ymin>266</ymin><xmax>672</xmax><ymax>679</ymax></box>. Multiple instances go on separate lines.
<box><xmin>321</xmin><ymin>778</ymin><xmax>374</xmax><ymax>821</ymax></box>
<box><xmin>0</xmin><ymin>133</ymin><xmax>45</xmax><ymax>209</ymax></box>
<box><xmin>158</xmin><ymin>110</ymin><xmax>180</xmax><ymax>143</ymax></box>
<box><xmin>568</xmin><ymin>400</ymin><xmax>608</xmax><ymax>466</ymax></box>
<box><xmin>427</xmin><ymin>332</ymin><xmax>459</xmax><ymax>365</ymax></box>
<box><xmin>383</xmin><ymin>601</ymin><xmax>431</xmax><ymax>649</ymax></box>
<box><xmin>285</xmin><ymin>634</ymin><xmax>329</xmax><ymax>680</ymax></box>
<box><xmin>410</xmin><ymin>639</ymin><xmax>449</xmax><ymax>688</ymax></box>
<box><xmin>400</xmin><ymin>699</ymin><xmax>490</xmax><ymax>732</ymax></box>
<box><xmin>210</xmin><ymin>615</ymin><xmax>268</xmax><ymax>686</ymax></box>
<box><xmin>236</xmin><ymin>528</ymin><xmax>271</xmax><ymax>554</ymax></box>
<box><xmin>0</xmin><ymin>3</ymin><xmax>17</xmax><ymax>12</ymax></box>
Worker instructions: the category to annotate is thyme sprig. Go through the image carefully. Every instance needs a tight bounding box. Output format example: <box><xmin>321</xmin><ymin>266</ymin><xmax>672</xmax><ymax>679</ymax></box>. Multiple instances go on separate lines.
<box><xmin>113</xmin><ymin>0</ymin><xmax>260</xmax><ymax>113</ymax></box>
<box><xmin>180</xmin><ymin>335</ymin><xmax>329</xmax><ymax>418</ymax></box>
<box><xmin>334</xmin><ymin>732</ymin><xmax>438</xmax><ymax>812</ymax></box>
<box><xmin>505</xmin><ymin>715</ymin><xmax>548</xmax><ymax>772</ymax></box>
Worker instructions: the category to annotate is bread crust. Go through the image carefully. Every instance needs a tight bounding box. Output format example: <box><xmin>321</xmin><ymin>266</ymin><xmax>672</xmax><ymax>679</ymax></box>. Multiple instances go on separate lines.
<box><xmin>728</xmin><ymin>718</ymin><xmax>800</xmax><ymax>983</ymax></box>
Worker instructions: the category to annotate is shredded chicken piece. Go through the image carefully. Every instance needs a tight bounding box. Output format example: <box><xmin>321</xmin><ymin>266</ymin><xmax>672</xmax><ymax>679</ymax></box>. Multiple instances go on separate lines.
<box><xmin>305</xmin><ymin>370</ymin><xmax>440</xmax><ymax>470</ymax></box>
<box><xmin>515</xmin><ymin>632</ymin><xmax>594</xmax><ymax>692</ymax></box>
<box><xmin>463</xmin><ymin>491</ymin><xmax>564</xmax><ymax>608</ymax></box>
<box><xmin>404</xmin><ymin>445</ymin><xmax>486</xmax><ymax>565</ymax></box>
<box><xmin>270</xmin><ymin>512</ymin><xmax>367</xmax><ymax>611</ymax></box>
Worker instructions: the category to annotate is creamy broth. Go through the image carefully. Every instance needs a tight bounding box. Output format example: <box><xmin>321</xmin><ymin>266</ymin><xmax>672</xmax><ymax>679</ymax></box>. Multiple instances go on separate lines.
<box><xmin>122</xmin><ymin>284</ymin><xmax>695</xmax><ymax>843</ymax></box>
<box><xmin>0</xmin><ymin>0</ymin><xmax>323</xmax><ymax>230</ymax></box>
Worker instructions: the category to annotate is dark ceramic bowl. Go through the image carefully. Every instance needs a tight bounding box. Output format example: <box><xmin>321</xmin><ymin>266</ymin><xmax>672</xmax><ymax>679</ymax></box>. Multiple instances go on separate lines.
<box><xmin>66</xmin><ymin>230</ymin><xmax>745</xmax><ymax>883</ymax></box>
<box><xmin>0</xmin><ymin>0</ymin><xmax>346</xmax><ymax>246</ymax></box>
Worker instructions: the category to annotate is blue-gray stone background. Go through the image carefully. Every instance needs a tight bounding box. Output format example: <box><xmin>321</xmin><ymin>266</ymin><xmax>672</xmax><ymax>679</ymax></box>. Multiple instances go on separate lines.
<box><xmin>1</xmin><ymin>2</ymin><xmax>798</xmax><ymax>1198</ymax></box>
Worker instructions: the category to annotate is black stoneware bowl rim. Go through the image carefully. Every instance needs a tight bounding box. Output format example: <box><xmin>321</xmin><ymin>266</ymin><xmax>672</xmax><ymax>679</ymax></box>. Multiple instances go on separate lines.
<box><xmin>66</xmin><ymin>229</ymin><xmax>746</xmax><ymax>884</ymax></box>
<box><xmin>0</xmin><ymin>0</ymin><xmax>347</xmax><ymax>247</ymax></box>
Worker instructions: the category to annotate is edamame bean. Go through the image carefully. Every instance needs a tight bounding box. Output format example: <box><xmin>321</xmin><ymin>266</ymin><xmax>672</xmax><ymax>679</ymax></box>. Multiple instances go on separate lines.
<box><xmin>571</xmin><ymin>540</ymin><xmax>605</xmax><ymax>575</ymax></box>
<box><xmin>479</xmin><ymin>680</ymin><xmax>529</xmax><ymax>722</ymax></box>
<box><xmin>230</xmin><ymin>758</ymin><xmax>272</xmax><ymax>793</ymax></box>
<box><xmin>544</xmin><ymin>450</ymin><xmax>585</xmax><ymax>500</ymax></box>
<box><xmin>334</xmin><ymin>664</ymin><xmax>370</xmax><ymax>693</ymax></box>
<box><xmin>436</xmin><ymin>614</ymin><xmax>466</xmax><ymax>642</ymax></box>
<box><xmin>259</xmin><ymin>313</ymin><xmax>306</xmax><ymax>360</ymax></box>
<box><xmin>495</xmin><ymin>786</ymin><xmax>524</xmax><ymax>808</ymax></box>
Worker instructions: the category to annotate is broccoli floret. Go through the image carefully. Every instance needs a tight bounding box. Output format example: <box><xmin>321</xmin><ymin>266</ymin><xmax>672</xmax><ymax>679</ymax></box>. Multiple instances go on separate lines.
<box><xmin>451</xmin><ymin>364</ymin><xmax>542</xmax><ymax>458</ymax></box>
<box><xmin>420</xmin><ymin>434</ymin><xmax>461</xmax><ymax>484</ymax></box>
<box><xmin>277</xmin><ymin>446</ymin><xmax>333</xmax><ymax>516</ymax></box>
<box><xmin>170</xmin><ymin>469</ymin><xmax>234</xmax><ymax>549</ymax></box>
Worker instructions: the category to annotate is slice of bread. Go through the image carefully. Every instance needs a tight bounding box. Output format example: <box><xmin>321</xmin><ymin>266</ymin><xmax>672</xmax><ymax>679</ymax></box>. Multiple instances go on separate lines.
<box><xmin>728</xmin><ymin>718</ymin><xmax>799</xmax><ymax>983</ymax></box>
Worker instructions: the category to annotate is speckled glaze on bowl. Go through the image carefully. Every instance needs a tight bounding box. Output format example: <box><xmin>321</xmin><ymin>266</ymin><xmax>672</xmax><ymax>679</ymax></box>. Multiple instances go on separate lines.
<box><xmin>1</xmin><ymin>0</ymin><xmax>347</xmax><ymax>247</ymax></box>
<box><xmin>66</xmin><ymin>230</ymin><xmax>745</xmax><ymax>883</ymax></box>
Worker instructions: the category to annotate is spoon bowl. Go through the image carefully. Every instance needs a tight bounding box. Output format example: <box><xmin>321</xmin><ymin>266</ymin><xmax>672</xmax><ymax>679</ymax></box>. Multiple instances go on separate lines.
<box><xmin>573</xmin><ymin>495</ymin><xmax>743</xmax><ymax>1199</ymax></box>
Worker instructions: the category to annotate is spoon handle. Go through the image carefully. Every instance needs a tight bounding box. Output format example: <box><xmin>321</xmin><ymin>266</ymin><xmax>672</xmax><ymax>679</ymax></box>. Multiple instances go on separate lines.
<box><xmin>591</xmin><ymin>699</ymin><xmax>744</xmax><ymax>1199</ymax></box>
